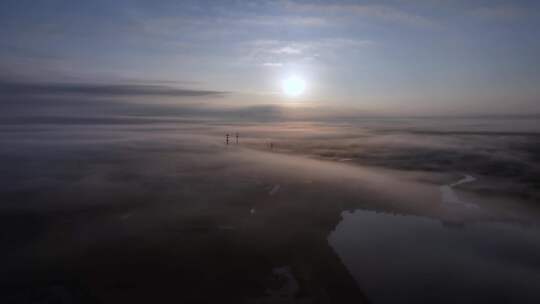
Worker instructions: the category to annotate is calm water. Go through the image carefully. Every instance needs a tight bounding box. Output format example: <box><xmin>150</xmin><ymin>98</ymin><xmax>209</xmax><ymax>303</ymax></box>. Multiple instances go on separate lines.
<box><xmin>329</xmin><ymin>210</ymin><xmax>540</xmax><ymax>304</ymax></box>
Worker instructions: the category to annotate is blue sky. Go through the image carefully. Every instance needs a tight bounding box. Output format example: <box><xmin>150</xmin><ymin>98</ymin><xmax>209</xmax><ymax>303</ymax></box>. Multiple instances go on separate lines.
<box><xmin>1</xmin><ymin>0</ymin><xmax>539</xmax><ymax>115</ymax></box>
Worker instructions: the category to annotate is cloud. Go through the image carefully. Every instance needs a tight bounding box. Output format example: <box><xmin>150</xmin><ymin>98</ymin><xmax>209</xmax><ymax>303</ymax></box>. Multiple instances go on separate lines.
<box><xmin>317</xmin><ymin>38</ymin><xmax>375</xmax><ymax>49</ymax></box>
<box><xmin>469</xmin><ymin>5</ymin><xmax>538</xmax><ymax>21</ymax></box>
<box><xmin>271</xmin><ymin>46</ymin><xmax>303</xmax><ymax>55</ymax></box>
<box><xmin>284</xmin><ymin>1</ymin><xmax>434</xmax><ymax>27</ymax></box>
<box><xmin>0</xmin><ymin>81</ymin><xmax>228</xmax><ymax>98</ymax></box>
<box><xmin>238</xmin><ymin>16</ymin><xmax>329</xmax><ymax>27</ymax></box>
<box><xmin>262</xmin><ymin>62</ymin><xmax>284</xmax><ymax>68</ymax></box>
<box><xmin>139</xmin><ymin>15</ymin><xmax>329</xmax><ymax>40</ymax></box>
<box><xmin>244</xmin><ymin>38</ymin><xmax>373</xmax><ymax>67</ymax></box>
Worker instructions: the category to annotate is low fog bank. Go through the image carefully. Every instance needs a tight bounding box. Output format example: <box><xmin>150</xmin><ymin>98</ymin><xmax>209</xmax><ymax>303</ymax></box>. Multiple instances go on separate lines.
<box><xmin>0</xmin><ymin>120</ymin><xmax>431</xmax><ymax>303</ymax></box>
<box><xmin>1</xmin><ymin>116</ymin><xmax>539</xmax><ymax>221</ymax></box>
<box><xmin>238</xmin><ymin>118</ymin><xmax>540</xmax><ymax>202</ymax></box>
<box><xmin>1</xmin><ymin>114</ymin><xmax>540</xmax><ymax>302</ymax></box>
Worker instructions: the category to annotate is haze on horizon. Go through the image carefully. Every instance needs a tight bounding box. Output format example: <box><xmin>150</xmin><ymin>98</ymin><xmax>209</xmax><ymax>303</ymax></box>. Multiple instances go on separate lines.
<box><xmin>1</xmin><ymin>0</ymin><xmax>540</xmax><ymax>117</ymax></box>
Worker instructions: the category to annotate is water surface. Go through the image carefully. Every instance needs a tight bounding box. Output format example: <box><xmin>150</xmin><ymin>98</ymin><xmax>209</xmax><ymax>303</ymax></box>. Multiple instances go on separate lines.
<box><xmin>329</xmin><ymin>210</ymin><xmax>540</xmax><ymax>303</ymax></box>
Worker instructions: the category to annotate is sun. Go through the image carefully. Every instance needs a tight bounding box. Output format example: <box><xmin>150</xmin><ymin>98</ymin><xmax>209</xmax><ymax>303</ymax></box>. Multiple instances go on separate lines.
<box><xmin>282</xmin><ymin>76</ymin><xmax>306</xmax><ymax>97</ymax></box>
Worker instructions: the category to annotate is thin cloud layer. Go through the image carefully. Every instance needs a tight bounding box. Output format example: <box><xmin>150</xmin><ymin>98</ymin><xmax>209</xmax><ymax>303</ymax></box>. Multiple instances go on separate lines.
<box><xmin>0</xmin><ymin>81</ymin><xmax>228</xmax><ymax>98</ymax></box>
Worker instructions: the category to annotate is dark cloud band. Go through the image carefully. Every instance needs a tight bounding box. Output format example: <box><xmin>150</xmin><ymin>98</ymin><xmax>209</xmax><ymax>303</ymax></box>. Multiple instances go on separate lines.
<box><xmin>0</xmin><ymin>81</ymin><xmax>228</xmax><ymax>98</ymax></box>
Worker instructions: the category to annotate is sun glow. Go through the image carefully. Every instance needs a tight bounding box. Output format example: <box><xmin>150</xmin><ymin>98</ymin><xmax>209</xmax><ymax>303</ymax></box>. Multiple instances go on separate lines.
<box><xmin>282</xmin><ymin>76</ymin><xmax>306</xmax><ymax>97</ymax></box>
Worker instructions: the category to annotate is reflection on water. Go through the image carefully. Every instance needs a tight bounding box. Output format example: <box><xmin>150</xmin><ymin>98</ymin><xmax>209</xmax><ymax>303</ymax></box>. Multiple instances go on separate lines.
<box><xmin>329</xmin><ymin>210</ymin><xmax>540</xmax><ymax>304</ymax></box>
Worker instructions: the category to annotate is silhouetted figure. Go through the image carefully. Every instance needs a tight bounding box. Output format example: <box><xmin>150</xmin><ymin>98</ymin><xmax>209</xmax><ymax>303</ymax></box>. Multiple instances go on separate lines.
<box><xmin>235</xmin><ymin>132</ymin><xmax>239</xmax><ymax>144</ymax></box>
<box><xmin>270</xmin><ymin>142</ymin><xmax>274</xmax><ymax>150</ymax></box>
<box><xmin>226</xmin><ymin>133</ymin><xmax>230</xmax><ymax>145</ymax></box>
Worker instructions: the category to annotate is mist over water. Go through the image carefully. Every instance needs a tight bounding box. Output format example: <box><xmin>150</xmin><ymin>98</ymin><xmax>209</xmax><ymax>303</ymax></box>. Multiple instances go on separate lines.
<box><xmin>1</xmin><ymin>113</ymin><xmax>539</xmax><ymax>303</ymax></box>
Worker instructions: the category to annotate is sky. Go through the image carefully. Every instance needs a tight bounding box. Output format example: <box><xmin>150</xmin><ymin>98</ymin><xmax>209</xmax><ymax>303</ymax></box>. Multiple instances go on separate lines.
<box><xmin>1</xmin><ymin>0</ymin><xmax>539</xmax><ymax>116</ymax></box>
